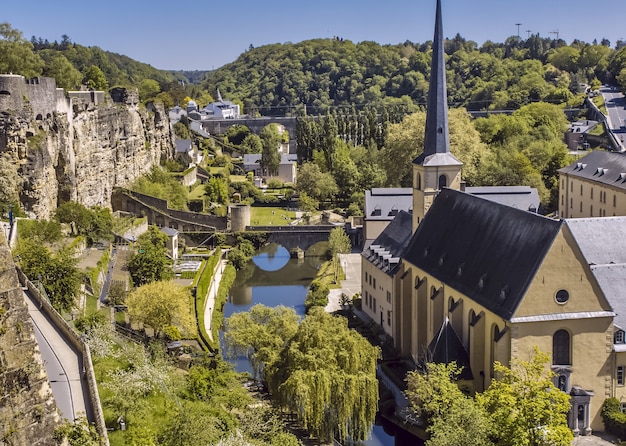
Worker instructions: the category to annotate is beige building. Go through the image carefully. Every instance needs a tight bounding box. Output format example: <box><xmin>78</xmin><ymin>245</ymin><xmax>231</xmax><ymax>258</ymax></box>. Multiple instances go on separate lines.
<box><xmin>558</xmin><ymin>150</ymin><xmax>626</xmax><ymax>218</ymax></box>
<box><xmin>360</xmin><ymin>0</ymin><xmax>626</xmax><ymax>436</ymax></box>
<box><xmin>363</xmin><ymin>188</ymin><xmax>412</xmax><ymax>245</ymax></box>
<box><xmin>361</xmin><ymin>211</ymin><xmax>412</xmax><ymax>338</ymax></box>
<box><xmin>396</xmin><ymin>188</ymin><xmax>624</xmax><ymax>433</ymax></box>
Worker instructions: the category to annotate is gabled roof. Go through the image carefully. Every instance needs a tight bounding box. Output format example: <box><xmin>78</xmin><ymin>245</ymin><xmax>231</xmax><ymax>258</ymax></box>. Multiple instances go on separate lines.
<box><xmin>558</xmin><ymin>151</ymin><xmax>626</xmax><ymax>191</ymax></box>
<box><xmin>404</xmin><ymin>188</ymin><xmax>563</xmax><ymax>320</ymax></box>
<box><xmin>466</xmin><ymin>186</ymin><xmax>540</xmax><ymax>213</ymax></box>
<box><xmin>566</xmin><ymin>217</ymin><xmax>626</xmax><ymax>330</ymax></box>
<box><xmin>427</xmin><ymin>317</ymin><xmax>473</xmax><ymax>380</ymax></box>
<box><xmin>364</xmin><ymin>188</ymin><xmax>412</xmax><ymax>221</ymax></box>
<box><xmin>362</xmin><ymin>210</ymin><xmax>413</xmax><ymax>276</ymax></box>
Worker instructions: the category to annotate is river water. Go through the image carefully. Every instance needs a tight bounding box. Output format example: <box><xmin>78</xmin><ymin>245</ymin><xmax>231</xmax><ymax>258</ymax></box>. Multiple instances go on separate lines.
<box><xmin>222</xmin><ymin>243</ymin><xmax>423</xmax><ymax>446</ymax></box>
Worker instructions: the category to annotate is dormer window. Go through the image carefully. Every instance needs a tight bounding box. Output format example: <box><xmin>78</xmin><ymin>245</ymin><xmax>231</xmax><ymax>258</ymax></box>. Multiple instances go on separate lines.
<box><xmin>616</xmin><ymin>330</ymin><xmax>625</xmax><ymax>344</ymax></box>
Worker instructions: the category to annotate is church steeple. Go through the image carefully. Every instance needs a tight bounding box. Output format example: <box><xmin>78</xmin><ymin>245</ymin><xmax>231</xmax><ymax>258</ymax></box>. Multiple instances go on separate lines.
<box><xmin>422</xmin><ymin>0</ymin><xmax>449</xmax><ymax>158</ymax></box>
<box><xmin>411</xmin><ymin>0</ymin><xmax>463</xmax><ymax>232</ymax></box>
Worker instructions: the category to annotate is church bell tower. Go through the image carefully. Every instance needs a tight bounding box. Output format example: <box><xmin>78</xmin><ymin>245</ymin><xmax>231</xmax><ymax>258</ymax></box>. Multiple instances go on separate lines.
<box><xmin>412</xmin><ymin>0</ymin><xmax>463</xmax><ymax>232</ymax></box>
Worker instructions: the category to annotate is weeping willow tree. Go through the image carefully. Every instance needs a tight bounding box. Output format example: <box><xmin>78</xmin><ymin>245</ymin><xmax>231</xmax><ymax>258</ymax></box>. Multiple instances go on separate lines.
<box><xmin>225</xmin><ymin>305</ymin><xmax>380</xmax><ymax>443</ymax></box>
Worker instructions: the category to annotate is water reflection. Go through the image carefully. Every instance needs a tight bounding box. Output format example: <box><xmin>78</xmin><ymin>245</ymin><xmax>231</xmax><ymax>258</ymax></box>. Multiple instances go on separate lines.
<box><xmin>223</xmin><ymin>243</ymin><xmax>423</xmax><ymax>446</ymax></box>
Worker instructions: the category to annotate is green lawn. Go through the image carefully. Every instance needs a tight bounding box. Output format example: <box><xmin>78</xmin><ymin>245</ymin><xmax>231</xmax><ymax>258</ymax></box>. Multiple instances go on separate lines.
<box><xmin>188</xmin><ymin>184</ymin><xmax>205</xmax><ymax>200</ymax></box>
<box><xmin>250</xmin><ymin>206</ymin><xmax>296</xmax><ymax>226</ymax></box>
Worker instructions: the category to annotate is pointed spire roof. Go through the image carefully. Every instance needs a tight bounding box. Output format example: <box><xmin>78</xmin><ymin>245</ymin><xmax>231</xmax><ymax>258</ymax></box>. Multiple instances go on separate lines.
<box><xmin>413</xmin><ymin>0</ymin><xmax>460</xmax><ymax>166</ymax></box>
<box><xmin>427</xmin><ymin>317</ymin><xmax>473</xmax><ymax>380</ymax></box>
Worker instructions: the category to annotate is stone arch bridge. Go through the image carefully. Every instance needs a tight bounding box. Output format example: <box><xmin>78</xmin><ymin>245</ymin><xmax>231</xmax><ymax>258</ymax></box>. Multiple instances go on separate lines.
<box><xmin>246</xmin><ymin>225</ymin><xmax>341</xmax><ymax>251</ymax></box>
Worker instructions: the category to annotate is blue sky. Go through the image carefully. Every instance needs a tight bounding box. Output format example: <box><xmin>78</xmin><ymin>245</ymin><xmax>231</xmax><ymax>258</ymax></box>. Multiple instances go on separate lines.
<box><xmin>4</xmin><ymin>0</ymin><xmax>625</xmax><ymax>71</ymax></box>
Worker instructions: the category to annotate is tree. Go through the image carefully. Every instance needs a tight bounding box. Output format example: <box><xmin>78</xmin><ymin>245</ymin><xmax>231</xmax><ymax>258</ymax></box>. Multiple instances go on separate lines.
<box><xmin>138</xmin><ymin>79</ymin><xmax>161</xmax><ymax>102</ymax></box>
<box><xmin>54</xmin><ymin>416</ymin><xmax>100</xmax><ymax>446</ymax></box>
<box><xmin>42</xmin><ymin>53</ymin><xmax>82</xmax><ymax>90</ymax></box>
<box><xmin>126</xmin><ymin>226</ymin><xmax>173</xmax><ymax>286</ymax></box>
<box><xmin>406</xmin><ymin>362</ymin><xmax>493</xmax><ymax>446</ymax></box>
<box><xmin>241</xmin><ymin>133</ymin><xmax>263</xmax><ymax>154</ymax></box>
<box><xmin>270</xmin><ymin>308</ymin><xmax>380</xmax><ymax>442</ymax></box>
<box><xmin>126</xmin><ymin>281</ymin><xmax>196</xmax><ymax>337</ymax></box>
<box><xmin>297</xmin><ymin>191</ymin><xmax>319</xmax><ymax>213</ymax></box>
<box><xmin>0</xmin><ymin>23</ymin><xmax>43</xmax><ymax>78</ymax></box>
<box><xmin>226</xmin><ymin>305</ymin><xmax>379</xmax><ymax>442</ymax></box>
<box><xmin>296</xmin><ymin>162</ymin><xmax>338</xmax><ymax>202</ymax></box>
<box><xmin>328</xmin><ymin>226</ymin><xmax>351</xmax><ymax>282</ymax></box>
<box><xmin>83</xmin><ymin>65</ymin><xmax>108</xmax><ymax>90</ymax></box>
<box><xmin>55</xmin><ymin>201</ymin><xmax>112</xmax><ymax>245</ymax></box>
<box><xmin>225</xmin><ymin>305</ymin><xmax>299</xmax><ymax>380</ymax></box>
<box><xmin>477</xmin><ymin>348</ymin><xmax>573</xmax><ymax>446</ymax></box>
<box><xmin>15</xmin><ymin>240</ymin><xmax>81</xmax><ymax>312</ymax></box>
<box><xmin>260</xmin><ymin>124</ymin><xmax>282</xmax><ymax>176</ymax></box>
<box><xmin>204</xmin><ymin>176</ymin><xmax>229</xmax><ymax>205</ymax></box>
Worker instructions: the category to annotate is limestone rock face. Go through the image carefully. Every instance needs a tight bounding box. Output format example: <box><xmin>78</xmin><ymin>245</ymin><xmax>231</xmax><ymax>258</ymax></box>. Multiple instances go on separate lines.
<box><xmin>0</xmin><ymin>233</ymin><xmax>61</xmax><ymax>445</ymax></box>
<box><xmin>0</xmin><ymin>87</ymin><xmax>174</xmax><ymax>218</ymax></box>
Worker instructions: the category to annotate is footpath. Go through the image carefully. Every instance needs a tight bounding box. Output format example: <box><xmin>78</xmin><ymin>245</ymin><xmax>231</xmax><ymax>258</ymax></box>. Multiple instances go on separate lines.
<box><xmin>203</xmin><ymin>251</ymin><xmax>228</xmax><ymax>342</ymax></box>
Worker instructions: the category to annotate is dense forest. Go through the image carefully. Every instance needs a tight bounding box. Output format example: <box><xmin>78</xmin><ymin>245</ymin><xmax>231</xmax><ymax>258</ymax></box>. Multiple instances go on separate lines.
<box><xmin>2</xmin><ymin>21</ymin><xmax>626</xmax><ymax>115</ymax></box>
<box><xmin>202</xmin><ymin>35</ymin><xmax>626</xmax><ymax>115</ymax></box>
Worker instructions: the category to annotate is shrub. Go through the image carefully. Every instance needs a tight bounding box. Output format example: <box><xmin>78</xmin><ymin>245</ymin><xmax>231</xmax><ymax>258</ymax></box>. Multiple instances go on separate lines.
<box><xmin>304</xmin><ymin>281</ymin><xmax>329</xmax><ymax>312</ymax></box>
<box><xmin>601</xmin><ymin>397</ymin><xmax>626</xmax><ymax>438</ymax></box>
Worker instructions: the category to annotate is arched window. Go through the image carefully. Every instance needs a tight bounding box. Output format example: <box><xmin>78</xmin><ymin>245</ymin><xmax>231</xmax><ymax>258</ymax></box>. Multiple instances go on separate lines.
<box><xmin>438</xmin><ymin>174</ymin><xmax>447</xmax><ymax>189</ymax></box>
<box><xmin>553</xmin><ymin>329</ymin><xmax>571</xmax><ymax>365</ymax></box>
<box><xmin>415</xmin><ymin>172</ymin><xmax>421</xmax><ymax>190</ymax></box>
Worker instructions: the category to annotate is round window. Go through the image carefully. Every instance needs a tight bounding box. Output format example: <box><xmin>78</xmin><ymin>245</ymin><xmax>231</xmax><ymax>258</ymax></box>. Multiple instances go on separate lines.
<box><xmin>555</xmin><ymin>289</ymin><xmax>569</xmax><ymax>304</ymax></box>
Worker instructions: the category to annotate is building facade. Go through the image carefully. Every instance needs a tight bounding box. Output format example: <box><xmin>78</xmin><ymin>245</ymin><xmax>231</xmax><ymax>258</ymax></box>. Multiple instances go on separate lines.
<box><xmin>558</xmin><ymin>151</ymin><xmax>626</xmax><ymax>218</ymax></box>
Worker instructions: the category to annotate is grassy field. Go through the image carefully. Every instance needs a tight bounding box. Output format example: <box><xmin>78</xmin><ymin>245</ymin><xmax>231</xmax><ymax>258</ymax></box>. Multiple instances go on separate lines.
<box><xmin>250</xmin><ymin>206</ymin><xmax>297</xmax><ymax>226</ymax></box>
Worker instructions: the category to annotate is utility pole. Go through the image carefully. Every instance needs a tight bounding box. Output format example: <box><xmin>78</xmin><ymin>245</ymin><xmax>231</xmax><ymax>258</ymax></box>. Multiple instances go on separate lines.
<box><xmin>515</xmin><ymin>23</ymin><xmax>522</xmax><ymax>38</ymax></box>
<box><xmin>526</xmin><ymin>30</ymin><xmax>532</xmax><ymax>39</ymax></box>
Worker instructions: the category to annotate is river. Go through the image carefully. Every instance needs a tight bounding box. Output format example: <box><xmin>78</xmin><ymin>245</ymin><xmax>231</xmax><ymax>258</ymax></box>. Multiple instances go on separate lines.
<box><xmin>222</xmin><ymin>243</ymin><xmax>424</xmax><ymax>446</ymax></box>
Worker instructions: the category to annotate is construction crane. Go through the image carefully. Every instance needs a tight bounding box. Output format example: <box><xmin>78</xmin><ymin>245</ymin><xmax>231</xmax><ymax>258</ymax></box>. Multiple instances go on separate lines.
<box><xmin>550</xmin><ymin>30</ymin><xmax>560</xmax><ymax>40</ymax></box>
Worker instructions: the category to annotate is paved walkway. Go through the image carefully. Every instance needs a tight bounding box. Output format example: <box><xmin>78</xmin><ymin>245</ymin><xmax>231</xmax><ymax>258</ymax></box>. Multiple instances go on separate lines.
<box><xmin>325</xmin><ymin>252</ymin><xmax>362</xmax><ymax>313</ymax></box>
<box><xmin>24</xmin><ymin>289</ymin><xmax>88</xmax><ymax>422</ymax></box>
<box><xmin>203</xmin><ymin>252</ymin><xmax>228</xmax><ymax>342</ymax></box>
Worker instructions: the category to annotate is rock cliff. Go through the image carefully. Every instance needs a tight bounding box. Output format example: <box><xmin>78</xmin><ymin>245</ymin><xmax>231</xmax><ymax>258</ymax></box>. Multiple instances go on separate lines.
<box><xmin>0</xmin><ymin>233</ymin><xmax>61</xmax><ymax>444</ymax></box>
<box><xmin>0</xmin><ymin>76</ymin><xmax>174</xmax><ymax>219</ymax></box>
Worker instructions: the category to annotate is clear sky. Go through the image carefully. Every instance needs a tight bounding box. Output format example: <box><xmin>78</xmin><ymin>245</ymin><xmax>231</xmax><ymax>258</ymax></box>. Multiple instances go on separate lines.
<box><xmin>4</xmin><ymin>0</ymin><xmax>625</xmax><ymax>71</ymax></box>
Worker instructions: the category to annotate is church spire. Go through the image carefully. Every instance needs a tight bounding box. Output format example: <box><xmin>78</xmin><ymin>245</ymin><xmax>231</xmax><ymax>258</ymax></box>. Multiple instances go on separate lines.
<box><xmin>411</xmin><ymin>0</ymin><xmax>462</xmax><ymax>232</ymax></box>
<box><xmin>420</xmin><ymin>0</ymin><xmax>450</xmax><ymax>159</ymax></box>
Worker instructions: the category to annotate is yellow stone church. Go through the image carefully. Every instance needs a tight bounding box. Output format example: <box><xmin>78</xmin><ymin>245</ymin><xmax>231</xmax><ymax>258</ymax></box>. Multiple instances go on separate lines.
<box><xmin>361</xmin><ymin>0</ymin><xmax>626</xmax><ymax>434</ymax></box>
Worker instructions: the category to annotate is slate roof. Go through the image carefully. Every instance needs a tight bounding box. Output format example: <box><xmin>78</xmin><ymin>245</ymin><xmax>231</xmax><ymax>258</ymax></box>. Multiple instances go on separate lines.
<box><xmin>465</xmin><ymin>186</ymin><xmax>541</xmax><ymax>213</ymax></box>
<box><xmin>427</xmin><ymin>317</ymin><xmax>473</xmax><ymax>380</ymax></box>
<box><xmin>404</xmin><ymin>188</ymin><xmax>563</xmax><ymax>320</ymax></box>
<box><xmin>364</xmin><ymin>188</ymin><xmax>413</xmax><ymax>221</ymax></box>
<box><xmin>243</xmin><ymin>153</ymin><xmax>297</xmax><ymax>165</ymax></box>
<box><xmin>566</xmin><ymin>217</ymin><xmax>626</xmax><ymax>330</ymax></box>
<box><xmin>362</xmin><ymin>210</ymin><xmax>413</xmax><ymax>276</ymax></box>
<box><xmin>175</xmin><ymin>139</ymin><xmax>192</xmax><ymax>153</ymax></box>
<box><xmin>558</xmin><ymin>150</ymin><xmax>626</xmax><ymax>190</ymax></box>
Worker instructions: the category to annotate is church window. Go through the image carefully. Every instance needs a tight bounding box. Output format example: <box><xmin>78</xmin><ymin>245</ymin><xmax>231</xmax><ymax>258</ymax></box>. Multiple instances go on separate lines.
<box><xmin>618</xmin><ymin>366</ymin><xmax>625</xmax><ymax>386</ymax></box>
<box><xmin>415</xmin><ymin>172</ymin><xmax>421</xmax><ymax>190</ymax></box>
<box><xmin>580</xmin><ymin>184</ymin><xmax>583</xmax><ymax>194</ymax></box>
<box><xmin>616</xmin><ymin>330</ymin><xmax>625</xmax><ymax>344</ymax></box>
<box><xmin>591</xmin><ymin>188</ymin><xmax>594</xmax><ymax>199</ymax></box>
<box><xmin>553</xmin><ymin>329</ymin><xmax>571</xmax><ymax>365</ymax></box>
<box><xmin>555</xmin><ymin>289</ymin><xmax>569</xmax><ymax>304</ymax></box>
<box><xmin>438</xmin><ymin>175</ymin><xmax>447</xmax><ymax>189</ymax></box>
